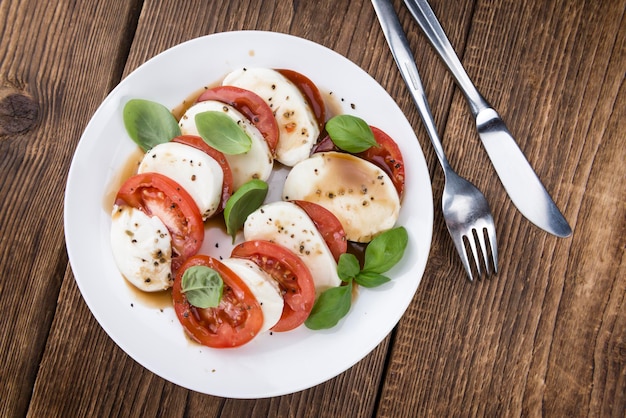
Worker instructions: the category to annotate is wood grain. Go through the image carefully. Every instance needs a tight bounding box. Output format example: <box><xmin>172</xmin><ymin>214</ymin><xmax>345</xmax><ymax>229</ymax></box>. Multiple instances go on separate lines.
<box><xmin>0</xmin><ymin>0</ymin><xmax>623</xmax><ymax>416</ymax></box>
<box><xmin>0</xmin><ymin>0</ymin><xmax>140</xmax><ymax>416</ymax></box>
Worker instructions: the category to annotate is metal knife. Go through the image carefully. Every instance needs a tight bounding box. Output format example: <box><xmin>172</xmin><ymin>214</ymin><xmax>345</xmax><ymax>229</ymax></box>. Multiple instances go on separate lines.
<box><xmin>402</xmin><ymin>0</ymin><xmax>572</xmax><ymax>237</ymax></box>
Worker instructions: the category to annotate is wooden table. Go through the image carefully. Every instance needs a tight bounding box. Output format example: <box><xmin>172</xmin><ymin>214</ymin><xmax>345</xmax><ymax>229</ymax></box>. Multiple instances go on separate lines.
<box><xmin>2</xmin><ymin>0</ymin><xmax>624</xmax><ymax>416</ymax></box>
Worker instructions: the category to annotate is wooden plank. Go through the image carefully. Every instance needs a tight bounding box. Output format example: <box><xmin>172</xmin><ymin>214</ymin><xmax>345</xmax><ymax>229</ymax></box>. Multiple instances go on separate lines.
<box><xmin>0</xmin><ymin>0</ymin><xmax>142</xmax><ymax>416</ymax></box>
<box><xmin>376</xmin><ymin>0</ymin><xmax>626</xmax><ymax>416</ymax></box>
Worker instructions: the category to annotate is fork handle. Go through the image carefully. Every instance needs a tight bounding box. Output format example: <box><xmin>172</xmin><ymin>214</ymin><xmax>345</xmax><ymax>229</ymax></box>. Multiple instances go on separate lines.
<box><xmin>371</xmin><ymin>0</ymin><xmax>453</xmax><ymax>173</ymax></box>
<box><xmin>403</xmin><ymin>0</ymin><xmax>490</xmax><ymax>116</ymax></box>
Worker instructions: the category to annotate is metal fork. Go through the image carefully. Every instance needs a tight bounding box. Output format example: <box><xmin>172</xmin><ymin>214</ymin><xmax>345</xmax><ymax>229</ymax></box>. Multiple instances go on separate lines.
<box><xmin>372</xmin><ymin>0</ymin><xmax>498</xmax><ymax>280</ymax></box>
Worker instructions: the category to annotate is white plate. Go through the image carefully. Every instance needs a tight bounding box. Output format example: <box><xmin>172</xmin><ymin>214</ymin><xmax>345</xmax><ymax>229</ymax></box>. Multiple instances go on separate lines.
<box><xmin>64</xmin><ymin>31</ymin><xmax>433</xmax><ymax>399</ymax></box>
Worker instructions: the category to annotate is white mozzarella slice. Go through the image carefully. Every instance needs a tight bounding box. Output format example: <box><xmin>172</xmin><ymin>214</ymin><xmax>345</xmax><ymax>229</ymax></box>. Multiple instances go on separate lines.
<box><xmin>222</xmin><ymin>68</ymin><xmax>320</xmax><ymax>167</ymax></box>
<box><xmin>221</xmin><ymin>258</ymin><xmax>284</xmax><ymax>333</ymax></box>
<box><xmin>179</xmin><ymin>100</ymin><xmax>273</xmax><ymax>189</ymax></box>
<box><xmin>110</xmin><ymin>205</ymin><xmax>173</xmax><ymax>292</ymax></box>
<box><xmin>282</xmin><ymin>151</ymin><xmax>401</xmax><ymax>243</ymax></box>
<box><xmin>137</xmin><ymin>141</ymin><xmax>223</xmax><ymax>220</ymax></box>
<box><xmin>243</xmin><ymin>201</ymin><xmax>341</xmax><ymax>293</ymax></box>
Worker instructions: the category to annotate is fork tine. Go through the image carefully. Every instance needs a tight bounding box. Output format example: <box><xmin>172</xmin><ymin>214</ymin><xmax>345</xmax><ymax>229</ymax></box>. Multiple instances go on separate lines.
<box><xmin>475</xmin><ymin>227</ymin><xmax>491</xmax><ymax>275</ymax></box>
<box><xmin>486</xmin><ymin>222</ymin><xmax>498</xmax><ymax>274</ymax></box>
<box><xmin>465</xmin><ymin>231</ymin><xmax>483</xmax><ymax>278</ymax></box>
<box><xmin>451</xmin><ymin>235</ymin><xmax>475</xmax><ymax>281</ymax></box>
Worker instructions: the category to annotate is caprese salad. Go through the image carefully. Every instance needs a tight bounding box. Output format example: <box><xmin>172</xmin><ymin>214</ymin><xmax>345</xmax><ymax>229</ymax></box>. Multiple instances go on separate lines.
<box><xmin>110</xmin><ymin>67</ymin><xmax>408</xmax><ymax>348</ymax></box>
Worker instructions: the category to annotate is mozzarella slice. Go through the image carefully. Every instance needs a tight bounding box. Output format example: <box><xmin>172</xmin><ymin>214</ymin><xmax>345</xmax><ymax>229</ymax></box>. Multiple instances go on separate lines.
<box><xmin>222</xmin><ymin>68</ymin><xmax>320</xmax><ymax>167</ymax></box>
<box><xmin>137</xmin><ymin>141</ymin><xmax>223</xmax><ymax>220</ymax></box>
<box><xmin>179</xmin><ymin>100</ymin><xmax>273</xmax><ymax>189</ymax></box>
<box><xmin>243</xmin><ymin>201</ymin><xmax>341</xmax><ymax>293</ymax></box>
<box><xmin>110</xmin><ymin>205</ymin><xmax>173</xmax><ymax>292</ymax></box>
<box><xmin>221</xmin><ymin>258</ymin><xmax>284</xmax><ymax>333</ymax></box>
<box><xmin>282</xmin><ymin>151</ymin><xmax>401</xmax><ymax>243</ymax></box>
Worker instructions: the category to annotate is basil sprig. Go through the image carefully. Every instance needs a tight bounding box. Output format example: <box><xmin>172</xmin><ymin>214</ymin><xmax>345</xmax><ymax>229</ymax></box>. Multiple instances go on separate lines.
<box><xmin>195</xmin><ymin>111</ymin><xmax>252</xmax><ymax>155</ymax></box>
<box><xmin>123</xmin><ymin>99</ymin><xmax>181</xmax><ymax>151</ymax></box>
<box><xmin>305</xmin><ymin>227</ymin><xmax>409</xmax><ymax>330</ymax></box>
<box><xmin>224</xmin><ymin>179</ymin><xmax>269</xmax><ymax>242</ymax></box>
<box><xmin>181</xmin><ymin>265</ymin><xmax>224</xmax><ymax>309</ymax></box>
<box><xmin>325</xmin><ymin>114</ymin><xmax>378</xmax><ymax>153</ymax></box>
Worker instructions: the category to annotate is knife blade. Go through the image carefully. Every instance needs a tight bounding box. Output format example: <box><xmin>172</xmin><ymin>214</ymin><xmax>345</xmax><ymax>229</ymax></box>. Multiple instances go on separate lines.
<box><xmin>402</xmin><ymin>0</ymin><xmax>572</xmax><ymax>238</ymax></box>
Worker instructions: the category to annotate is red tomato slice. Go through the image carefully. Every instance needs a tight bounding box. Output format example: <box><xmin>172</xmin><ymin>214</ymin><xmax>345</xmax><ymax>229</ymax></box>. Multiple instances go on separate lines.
<box><xmin>357</xmin><ymin>126</ymin><xmax>405</xmax><ymax>198</ymax></box>
<box><xmin>172</xmin><ymin>255</ymin><xmax>263</xmax><ymax>348</ymax></box>
<box><xmin>196</xmin><ymin>85</ymin><xmax>279</xmax><ymax>155</ymax></box>
<box><xmin>231</xmin><ymin>240</ymin><xmax>316</xmax><ymax>332</ymax></box>
<box><xmin>277</xmin><ymin>69</ymin><xmax>326</xmax><ymax>132</ymax></box>
<box><xmin>115</xmin><ymin>172</ymin><xmax>204</xmax><ymax>272</ymax></box>
<box><xmin>171</xmin><ymin>135</ymin><xmax>233</xmax><ymax>213</ymax></box>
<box><xmin>313</xmin><ymin>126</ymin><xmax>406</xmax><ymax>198</ymax></box>
<box><xmin>292</xmin><ymin>200</ymin><xmax>347</xmax><ymax>262</ymax></box>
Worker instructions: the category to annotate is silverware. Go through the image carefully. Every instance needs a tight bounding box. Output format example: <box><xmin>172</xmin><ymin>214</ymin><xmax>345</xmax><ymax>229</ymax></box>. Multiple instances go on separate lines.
<box><xmin>403</xmin><ymin>0</ymin><xmax>572</xmax><ymax>238</ymax></box>
<box><xmin>372</xmin><ymin>0</ymin><xmax>497</xmax><ymax>280</ymax></box>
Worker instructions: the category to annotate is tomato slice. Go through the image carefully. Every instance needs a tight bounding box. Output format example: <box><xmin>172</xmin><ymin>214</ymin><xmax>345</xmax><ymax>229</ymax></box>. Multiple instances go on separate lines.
<box><xmin>277</xmin><ymin>69</ymin><xmax>326</xmax><ymax>131</ymax></box>
<box><xmin>357</xmin><ymin>126</ymin><xmax>405</xmax><ymax>198</ymax></box>
<box><xmin>196</xmin><ymin>85</ymin><xmax>279</xmax><ymax>155</ymax></box>
<box><xmin>312</xmin><ymin>126</ymin><xmax>406</xmax><ymax>198</ymax></box>
<box><xmin>172</xmin><ymin>255</ymin><xmax>263</xmax><ymax>348</ymax></box>
<box><xmin>171</xmin><ymin>135</ymin><xmax>233</xmax><ymax>213</ymax></box>
<box><xmin>292</xmin><ymin>200</ymin><xmax>347</xmax><ymax>262</ymax></box>
<box><xmin>115</xmin><ymin>172</ymin><xmax>204</xmax><ymax>272</ymax></box>
<box><xmin>231</xmin><ymin>240</ymin><xmax>315</xmax><ymax>332</ymax></box>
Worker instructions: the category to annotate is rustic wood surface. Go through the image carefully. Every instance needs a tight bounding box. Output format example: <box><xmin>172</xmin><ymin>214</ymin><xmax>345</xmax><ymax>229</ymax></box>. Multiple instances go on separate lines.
<box><xmin>1</xmin><ymin>0</ymin><xmax>624</xmax><ymax>416</ymax></box>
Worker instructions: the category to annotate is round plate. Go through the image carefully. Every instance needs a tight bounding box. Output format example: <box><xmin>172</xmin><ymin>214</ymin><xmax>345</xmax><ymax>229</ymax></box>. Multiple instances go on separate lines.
<box><xmin>64</xmin><ymin>31</ymin><xmax>433</xmax><ymax>399</ymax></box>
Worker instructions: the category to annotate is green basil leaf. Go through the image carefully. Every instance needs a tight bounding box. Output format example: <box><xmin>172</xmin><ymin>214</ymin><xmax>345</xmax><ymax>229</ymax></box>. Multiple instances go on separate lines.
<box><xmin>123</xmin><ymin>99</ymin><xmax>181</xmax><ymax>151</ymax></box>
<box><xmin>224</xmin><ymin>179</ymin><xmax>268</xmax><ymax>242</ymax></box>
<box><xmin>304</xmin><ymin>284</ymin><xmax>352</xmax><ymax>330</ymax></box>
<box><xmin>362</xmin><ymin>227</ymin><xmax>408</xmax><ymax>274</ymax></box>
<box><xmin>337</xmin><ymin>253</ymin><xmax>360</xmax><ymax>282</ymax></box>
<box><xmin>181</xmin><ymin>265</ymin><xmax>223</xmax><ymax>309</ymax></box>
<box><xmin>325</xmin><ymin>114</ymin><xmax>378</xmax><ymax>153</ymax></box>
<box><xmin>195</xmin><ymin>111</ymin><xmax>252</xmax><ymax>155</ymax></box>
<box><xmin>355</xmin><ymin>271</ymin><xmax>391</xmax><ymax>288</ymax></box>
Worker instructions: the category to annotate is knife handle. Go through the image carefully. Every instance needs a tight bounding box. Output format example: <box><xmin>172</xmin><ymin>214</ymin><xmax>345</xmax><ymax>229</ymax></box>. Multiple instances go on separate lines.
<box><xmin>402</xmin><ymin>0</ymin><xmax>490</xmax><ymax>116</ymax></box>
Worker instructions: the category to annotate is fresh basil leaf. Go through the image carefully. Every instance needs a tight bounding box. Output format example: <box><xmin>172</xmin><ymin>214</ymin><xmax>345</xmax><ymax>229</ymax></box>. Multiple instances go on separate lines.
<box><xmin>325</xmin><ymin>114</ymin><xmax>378</xmax><ymax>153</ymax></box>
<box><xmin>337</xmin><ymin>253</ymin><xmax>360</xmax><ymax>282</ymax></box>
<box><xmin>181</xmin><ymin>265</ymin><xmax>223</xmax><ymax>309</ymax></box>
<box><xmin>224</xmin><ymin>179</ymin><xmax>268</xmax><ymax>242</ymax></box>
<box><xmin>362</xmin><ymin>227</ymin><xmax>408</xmax><ymax>274</ymax></box>
<box><xmin>123</xmin><ymin>99</ymin><xmax>181</xmax><ymax>151</ymax></box>
<box><xmin>355</xmin><ymin>271</ymin><xmax>391</xmax><ymax>288</ymax></box>
<box><xmin>305</xmin><ymin>284</ymin><xmax>353</xmax><ymax>330</ymax></box>
<box><xmin>195</xmin><ymin>111</ymin><xmax>252</xmax><ymax>155</ymax></box>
